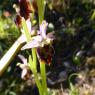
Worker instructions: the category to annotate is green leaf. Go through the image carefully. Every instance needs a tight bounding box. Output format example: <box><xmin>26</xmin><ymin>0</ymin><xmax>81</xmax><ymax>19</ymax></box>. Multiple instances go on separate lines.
<box><xmin>91</xmin><ymin>9</ymin><xmax>95</xmax><ymax>20</ymax></box>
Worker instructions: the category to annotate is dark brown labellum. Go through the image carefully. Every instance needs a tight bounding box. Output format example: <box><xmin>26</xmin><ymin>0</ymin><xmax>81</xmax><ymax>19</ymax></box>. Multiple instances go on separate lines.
<box><xmin>19</xmin><ymin>0</ymin><xmax>32</xmax><ymax>20</ymax></box>
<box><xmin>32</xmin><ymin>0</ymin><xmax>38</xmax><ymax>13</ymax></box>
<box><xmin>15</xmin><ymin>15</ymin><xmax>22</xmax><ymax>28</ymax></box>
<box><xmin>37</xmin><ymin>45</ymin><xmax>54</xmax><ymax>65</ymax></box>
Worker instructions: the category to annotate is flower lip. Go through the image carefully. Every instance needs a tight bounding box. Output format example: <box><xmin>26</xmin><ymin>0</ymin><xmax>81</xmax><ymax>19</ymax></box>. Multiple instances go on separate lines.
<box><xmin>37</xmin><ymin>45</ymin><xmax>54</xmax><ymax>65</ymax></box>
<box><xmin>19</xmin><ymin>0</ymin><xmax>32</xmax><ymax>20</ymax></box>
<box><xmin>15</xmin><ymin>15</ymin><xmax>22</xmax><ymax>28</ymax></box>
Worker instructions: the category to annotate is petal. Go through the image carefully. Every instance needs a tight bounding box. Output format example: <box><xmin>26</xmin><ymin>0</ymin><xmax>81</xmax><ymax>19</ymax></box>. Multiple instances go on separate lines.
<box><xmin>26</xmin><ymin>19</ymin><xmax>32</xmax><ymax>33</ymax></box>
<box><xmin>37</xmin><ymin>30</ymin><xmax>40</xmax><ymax>35</ymax></box>
<box><xmin>21</xmin><ymin>39</ymin><xmax>40</xmax><ymax>50</ymax></box>
<box><xmin>18</xmin><ymin>34</ymin><xmax>27</xmax><ymax>44</ymax></box>
<box><xmin>40</xmin><ymin>21</ymin><xmax>48</xmax><ymax>39</ymax></box>
<box><xmin>21</xmin><ymin>69</ymin><xmax>27</xmax><ymax>79</ymax></box>
<box><xmin>32</xmin><ymin>35</ymin><xmax>43</xmax><ymax>42</ymax></box>
<box><xmin>18</xmin><ymin>54</ymin><xmax>27</xmax><ymax>65</ymax></box>
<box><xmin>47</xmin><ymin>31</ymin><xmax>55</xmax><ymax>40</ymax></box>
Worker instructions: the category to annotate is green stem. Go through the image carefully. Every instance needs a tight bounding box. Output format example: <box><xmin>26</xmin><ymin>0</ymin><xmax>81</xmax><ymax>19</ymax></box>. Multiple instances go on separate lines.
<box><xmin>22</xmin><ymin>18</ymin><xmax>31</xmax><ymax>41</ymax></box>
<box><xmin>37</xmin><ymin>0</ymin><xmax>48</xmax><ymax>94</ymax></box>
<box><xmin>29</xmin><ymin>56</ymin><xmax>43</xmax><ymax>95</ymax></box>
<box><xmin>33</xmin><ymin>71</ymin><xmax>43</xmax><ymax>95</ymax></box>
<box><xmin>40</xmin><ymin>61</ymin><xmax>48</xmax><ymax>95</ymax></box>
<box><xmin>37</xmin><ymin>0</ymin><xmax>45</xmax><ymax>24</ymax></box>
<box><xmin>32</xmin><ymin>48</ymin><xmax>37</xmax><ymax>70</ymax></box>
<box><xmin>22</xmin><ymin>18</ymin><xmax>43</xmax><ymax>95</ymax></box>
<box><xmin>22</xmin><ymin>18</ymin><xmax>37</xmax><ymax>70</ymax></box>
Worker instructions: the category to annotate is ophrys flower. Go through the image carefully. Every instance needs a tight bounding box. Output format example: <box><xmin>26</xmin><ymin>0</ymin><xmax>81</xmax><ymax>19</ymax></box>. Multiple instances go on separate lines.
<box><xmin>21</xmin><ymin>20</ymin><xmax>54</xmax><ymax>50</ymax></box>
<box><xmin>17</xmin><ymin>54</ymin><xmax>31</xmax><ymax>80</ymax></box>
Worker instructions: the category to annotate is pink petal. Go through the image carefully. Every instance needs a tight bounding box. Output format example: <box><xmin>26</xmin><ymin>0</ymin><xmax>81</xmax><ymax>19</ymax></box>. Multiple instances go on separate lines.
<box><xmin>18</xmin><ymin>54</ymin><xmax>27</xmax><ymax>65</ymax></box>
<box><xmin>21</xmin><ymin>39</ymin><xmax>40</xmax><ymax>50</ymax></box>
<box><xmin>18</xmin><ymin>34</ymin><xmax>27</xmax><ymax>44</ymax></box>
<box><xmin>40</xmin><ymin>21</ymin><xmax>48</xmax><ymax>39</ymax></box>
<box><xmin>21</xmin><ymin>69</ymin><xmax>27</xmax><ymax>79</ymax></box>
<box><xmin>32</xmin><ymin>35</ymin><xmax>43</xmax><ymax>42</ymax></box>
<box><xmin>47</xmin><ymin>31</ymin><xmax>55</xmax><ymax>40</ymax></box>
<box><xmin>26</xmin><ymin>19</ymin><xmax>32</xmax><ymax>33</ymax></box>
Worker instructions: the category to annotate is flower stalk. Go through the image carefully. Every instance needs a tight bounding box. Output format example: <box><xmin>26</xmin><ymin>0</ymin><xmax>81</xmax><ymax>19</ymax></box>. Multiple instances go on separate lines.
<box><xmin>37</xmin><ymin>0</ymin><xmax>48</xmax><ymax>94</ymax></box>
<box><xmin>22</xmin><ymin>17</ymin><xmax>43</xmax><ymax>95</ymax></box>
<box><xmin>37</xmin><ymin>0</ymin><xmax>46</xmax><ymax>24</ymax></box>
<box><xmin>29</xmin><ymin>55</ymin><xmax>43</xmax><ymax>95</ymax></box>
<box><xmin>21</xmin><ymin>18</ymin><xmax>31</xmax><ymax>41</ymax></box>
<box><xmin>40</xmin><ymin>61</ymin><xmax>48</xmax><ymax>95</ymax></box>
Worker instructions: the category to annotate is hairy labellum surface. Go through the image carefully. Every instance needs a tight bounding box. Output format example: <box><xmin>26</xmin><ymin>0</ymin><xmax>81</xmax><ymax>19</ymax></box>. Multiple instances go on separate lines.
<box><xmin>37</xmin><ymin>45</ymin><xmax>54</xmax><ymax>65</ymax></box>
<box><xmin>15</xmin><ymin>15</ymin><xmax>22</xmax><ymax>28</ymax></box>
<box><xmin>19</xmin><ymin>0</ymin><xmax>32</xmax><ymax>20</ymax></box>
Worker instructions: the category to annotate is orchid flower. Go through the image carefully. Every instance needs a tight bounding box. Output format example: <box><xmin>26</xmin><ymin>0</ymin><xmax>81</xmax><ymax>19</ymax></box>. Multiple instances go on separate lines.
<box><xmin>21</xmin><ymin>20</ymin><xmax>54</xmax><ymax>50</ymax></box>
<box><xmin>19</xmin><ymin>0</ymin><xmax>32</xmax><ymax>20</ymax></box>
<box><xmin>14</xmin><ymin>0</ymin><xmax>32</xmax><ymax>34</ymax></box>
<box><xmin>37</xmin><ymin>45</ymin><xmax>54</xmax><ymax>65</ymax></box>
<box><xmin>17</xmin><ymin>54</ymin><xmax>31</xmax><ymax>80</ymax></box>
